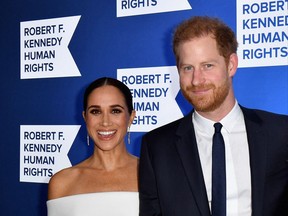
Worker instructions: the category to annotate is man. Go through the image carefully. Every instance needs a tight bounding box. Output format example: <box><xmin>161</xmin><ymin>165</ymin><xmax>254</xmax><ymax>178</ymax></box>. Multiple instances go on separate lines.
<box><xmin>139</xmin><ymin>16</ymin><xmax>288</xmax><ymax>216</ymax></box>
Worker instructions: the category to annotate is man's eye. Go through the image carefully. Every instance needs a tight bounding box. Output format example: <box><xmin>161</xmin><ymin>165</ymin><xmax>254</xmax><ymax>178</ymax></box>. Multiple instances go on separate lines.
<box><xmin>180</xmin><ymin>65</ymin><xmax>193</xmax><ymax>73</ymax></box>
<box><xmin>184</xmin><ymin>66</ymin><xmax>193</xmax><ymax>71</ymax></box>
<box><xmin>205</xmin><ymin>64</ymin><xmax>213</xmax><ymax>69</ymax></box>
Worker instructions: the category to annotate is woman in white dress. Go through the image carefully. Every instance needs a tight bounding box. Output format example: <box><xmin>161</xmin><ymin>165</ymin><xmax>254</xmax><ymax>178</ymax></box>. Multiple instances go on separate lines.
<box><xmin>47</xmin><ymin>77</ymin><xmax>138</xmax><ymax>216</ymax></box>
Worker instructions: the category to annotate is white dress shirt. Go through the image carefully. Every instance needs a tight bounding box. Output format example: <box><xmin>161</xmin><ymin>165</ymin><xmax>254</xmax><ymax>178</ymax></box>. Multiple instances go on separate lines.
<box><xmin>193</xmin><ymin>102</ymin><xmax>252</xmax><ymax>216</ymax></box>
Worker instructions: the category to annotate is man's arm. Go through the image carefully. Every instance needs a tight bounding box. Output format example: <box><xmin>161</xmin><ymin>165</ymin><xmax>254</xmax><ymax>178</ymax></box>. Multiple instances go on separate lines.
<box><xmin>139</xmin><ymin>135</ymin><xmax>162</xmax><ymax>216</ymax></box>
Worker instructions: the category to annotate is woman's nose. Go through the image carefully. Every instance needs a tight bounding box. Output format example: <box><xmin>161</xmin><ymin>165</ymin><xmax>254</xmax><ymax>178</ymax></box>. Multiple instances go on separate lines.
<box><xmin>101</xmin><ymin>113</ymin><xmax>112</xmax><ymax>126</ymax></box>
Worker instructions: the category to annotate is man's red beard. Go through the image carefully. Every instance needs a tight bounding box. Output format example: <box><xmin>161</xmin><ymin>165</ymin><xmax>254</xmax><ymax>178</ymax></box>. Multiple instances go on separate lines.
<box><xmin>181</xmin><ymin>79</ymin><xmax>230</xmax><ymax>112</ymax></box>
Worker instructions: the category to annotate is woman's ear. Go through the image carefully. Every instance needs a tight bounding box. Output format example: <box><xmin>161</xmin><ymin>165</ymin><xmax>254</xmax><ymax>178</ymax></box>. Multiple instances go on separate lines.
<box><xmin>129</xmin><ymin>110</ymin><xmax>136</xmax><ymax>127</ymax></box>
<box><xmin>82</xmin><ymin>111</ymin><xmax>86</xmax><ymax>122</ymax></box>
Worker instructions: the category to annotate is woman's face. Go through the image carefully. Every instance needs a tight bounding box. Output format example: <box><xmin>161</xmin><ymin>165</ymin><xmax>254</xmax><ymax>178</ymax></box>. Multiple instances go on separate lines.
<box><xmin>83</xmin><ymin>85</ymin><xmax>135</xmax><ymax>151</ymax></box>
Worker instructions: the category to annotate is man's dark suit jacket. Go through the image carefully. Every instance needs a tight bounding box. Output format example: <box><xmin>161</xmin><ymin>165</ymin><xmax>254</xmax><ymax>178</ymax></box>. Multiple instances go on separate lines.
<box><xmin>139</xmin><ymin>107</ymin><xmax>288</xmax><ymax>216</ymax></box>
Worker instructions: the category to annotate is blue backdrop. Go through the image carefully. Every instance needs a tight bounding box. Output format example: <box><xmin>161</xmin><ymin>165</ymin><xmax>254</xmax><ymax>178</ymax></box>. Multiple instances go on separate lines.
<box><xmin>0</xmin><ymin>0</ymin><xmax>287</xmax><ymax>215</ymax></box>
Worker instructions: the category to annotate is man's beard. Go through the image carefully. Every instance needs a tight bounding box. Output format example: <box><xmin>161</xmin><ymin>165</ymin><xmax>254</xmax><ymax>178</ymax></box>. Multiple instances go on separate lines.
<box><xmin>181</xmin><ymin>78</ymin><xmax>230</xmax><ymax>112</ymax></box>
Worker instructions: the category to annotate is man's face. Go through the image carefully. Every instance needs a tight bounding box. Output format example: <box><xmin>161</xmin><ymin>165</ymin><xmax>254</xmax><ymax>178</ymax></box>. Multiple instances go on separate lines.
<box><xmin>177</xmin><ymin>35</ymin><xmax>234</xmax><ymax>113</ymax></box>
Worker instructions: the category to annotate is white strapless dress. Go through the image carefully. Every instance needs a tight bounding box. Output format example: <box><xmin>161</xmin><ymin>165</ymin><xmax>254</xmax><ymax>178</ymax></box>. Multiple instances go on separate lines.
<box><xmin>47</xmin><ymin>191</ymin><xmax>139</xmax><ymax>216</ymax></box>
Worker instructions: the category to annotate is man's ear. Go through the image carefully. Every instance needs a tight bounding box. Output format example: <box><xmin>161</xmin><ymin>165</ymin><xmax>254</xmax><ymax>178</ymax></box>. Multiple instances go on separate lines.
<box><xmin>228</xmin><ymin>53</ymin><xmax>238</xmax><ymax>77</ymax></box>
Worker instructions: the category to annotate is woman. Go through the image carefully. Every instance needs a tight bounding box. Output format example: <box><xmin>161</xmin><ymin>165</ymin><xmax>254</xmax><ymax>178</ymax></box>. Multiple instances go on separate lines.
<box><xmin>47</xmin><ymin>77</ymin><xmax>138</xmax><ymax>216</ymax></box>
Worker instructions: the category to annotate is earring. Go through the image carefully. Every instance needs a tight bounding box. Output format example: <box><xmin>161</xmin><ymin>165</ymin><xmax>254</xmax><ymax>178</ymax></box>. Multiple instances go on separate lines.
<box><xmin>87</xmin><ymin>134</ymin><xmax>90</xmax><ymax>146</ymax></box>
<box><xmin>128</xmin><ymin>126</ymin><xmax>131</xmax><ymax>145</ymax></box>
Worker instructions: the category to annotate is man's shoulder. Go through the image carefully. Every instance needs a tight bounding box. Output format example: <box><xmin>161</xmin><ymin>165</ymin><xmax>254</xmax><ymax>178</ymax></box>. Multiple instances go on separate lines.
<box><xmin>241</xmin><ymin>106</ymin><xmax>287</xmax><ymax>117</ymax></box>
<box><xmin>240</xmin><ymin>106</ymin><xmax>288</xmax><ymax>125</ymax></box>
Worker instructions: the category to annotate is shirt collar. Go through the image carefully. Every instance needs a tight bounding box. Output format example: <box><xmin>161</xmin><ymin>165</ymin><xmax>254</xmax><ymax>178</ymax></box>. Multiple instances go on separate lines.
<box><xmin>220</xmin><ymin>101</ymin><xmax>243</xmax><ymax>133</ymax></box>
<box><xmin>192</xmin><ymin>101</ymin><xmax>242</xmax><ymax>134</ymax></box>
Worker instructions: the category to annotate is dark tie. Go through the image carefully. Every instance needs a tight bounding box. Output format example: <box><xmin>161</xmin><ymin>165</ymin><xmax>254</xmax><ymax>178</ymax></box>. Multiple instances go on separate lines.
<box><xmin>212</xmin><ymin>122</ymin><xmax>226</xmax><ymax>216</ymax></box>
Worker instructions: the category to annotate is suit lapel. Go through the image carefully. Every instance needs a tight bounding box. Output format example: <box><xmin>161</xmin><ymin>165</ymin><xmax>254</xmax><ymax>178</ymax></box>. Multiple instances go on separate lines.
<box><xmin>241</xmin><ymin>107</ymin><xmax>267</xmax><ymax>216</ymax></box>
<box><xmin>175</xmin><ymin>112</ymin><xmax>211</xmax><ymax>216</ymax></box>
<box><xmin>175</xmin><ymin>108</ymin><xmax>267</xmax><ymax>216</ymax></box>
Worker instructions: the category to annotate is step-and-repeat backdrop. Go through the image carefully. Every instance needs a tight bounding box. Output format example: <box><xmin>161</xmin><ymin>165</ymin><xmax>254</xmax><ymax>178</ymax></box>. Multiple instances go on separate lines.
<box><xmin>0</xmin><ymin>0</ymin><xmax>287</xmax><ymax>215</ymax></box>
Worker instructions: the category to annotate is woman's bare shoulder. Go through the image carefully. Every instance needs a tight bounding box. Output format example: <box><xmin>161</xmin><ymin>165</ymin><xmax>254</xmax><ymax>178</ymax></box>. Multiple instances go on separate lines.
<box><xmin>47</xmin><ymin>165</ymin><xmax>83</xmax><ymax>200</ymax></box>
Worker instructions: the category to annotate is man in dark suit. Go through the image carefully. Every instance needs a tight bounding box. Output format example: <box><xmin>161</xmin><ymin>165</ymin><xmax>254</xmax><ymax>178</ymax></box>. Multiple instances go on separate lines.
<box><xmin>139</xmin><ymin>16</ymin><xmax>288</xmax><ymax>216</ymax></box>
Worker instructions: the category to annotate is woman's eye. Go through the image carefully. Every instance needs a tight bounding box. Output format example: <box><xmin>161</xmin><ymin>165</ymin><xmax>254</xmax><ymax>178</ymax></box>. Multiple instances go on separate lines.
<box><xmin>112</xmin><ymin>109</ymin><xmax>122</xmax><ymax>114</ymax></box>
<box><xmin>90</xmin><ymin>109</ymin><xmax>100</xmax><ymax>115</ymax></box>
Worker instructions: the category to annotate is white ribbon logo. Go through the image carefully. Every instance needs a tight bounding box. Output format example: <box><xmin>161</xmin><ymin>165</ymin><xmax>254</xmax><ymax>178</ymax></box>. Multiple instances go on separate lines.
<box><xmin>20</xmin><ymin>16</ymin><xmax>81</xmax><ymax>79</ymax></box>
<box><xmin>118</xmin><ymin>66</ymin><xmax>183</xmax><ymax>132</ymax></box>
<box><xmin>20</xmin><ymin>125</ymin><xmax>80</xmax><ymax>183</ymax></box>
<box><xmin>117</xmin><ymin>0</ymin><xmax>192</xmax><ymax>17</ymax></box>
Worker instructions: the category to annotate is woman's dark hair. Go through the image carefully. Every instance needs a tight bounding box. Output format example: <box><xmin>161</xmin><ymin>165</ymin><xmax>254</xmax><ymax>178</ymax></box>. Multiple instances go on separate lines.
<box><xmin>83</xmin><ymin>77</ymin><xmax>134</xmax><ymax>114</ymax></box>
